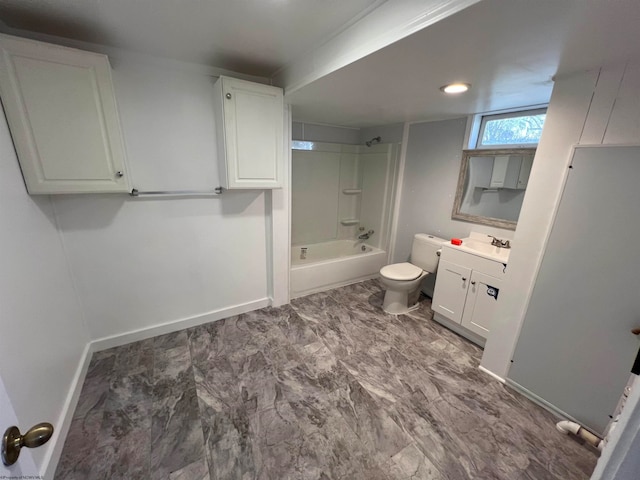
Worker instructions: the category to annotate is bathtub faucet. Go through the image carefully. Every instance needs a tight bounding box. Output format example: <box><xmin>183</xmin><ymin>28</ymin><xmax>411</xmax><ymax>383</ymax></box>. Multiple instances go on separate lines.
<box><xmin>358</xmin><ymin>229</ymin><xmax>375</xmax><ymax>240</ymax></box>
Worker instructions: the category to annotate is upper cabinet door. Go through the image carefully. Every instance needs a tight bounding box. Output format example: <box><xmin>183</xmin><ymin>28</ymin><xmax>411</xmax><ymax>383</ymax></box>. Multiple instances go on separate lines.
<box><xmin>0</xmin><ymin>35</ymin><xmax>129</xmax><ymax>194</ymax></box>
<box><xmin>214</xmin><ymin>76</ymin><xmax>283</xmax><ymax>189</ymax></box>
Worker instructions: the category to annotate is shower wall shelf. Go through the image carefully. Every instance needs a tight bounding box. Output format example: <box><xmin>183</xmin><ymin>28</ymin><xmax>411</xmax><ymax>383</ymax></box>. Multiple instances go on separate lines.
<box><xmin>342</xmin><ymin>189</ymin><xmax>362</xmax><ymax>195</ymax></box>
<box><xmin>340</xmin><ymin>219</ymin><xmax>360</xmax><ymax>226</ymax></box>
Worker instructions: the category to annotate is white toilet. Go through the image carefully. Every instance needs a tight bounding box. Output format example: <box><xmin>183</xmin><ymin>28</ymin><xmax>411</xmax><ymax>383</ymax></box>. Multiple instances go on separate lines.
<box><xmin>379</xmin><ymin>233</ymin><xmax>445</xmax><ymax>314</ymax></box>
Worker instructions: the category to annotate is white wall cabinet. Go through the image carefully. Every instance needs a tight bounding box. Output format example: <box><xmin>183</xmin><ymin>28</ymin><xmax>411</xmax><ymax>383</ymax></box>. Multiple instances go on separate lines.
<box><xmin>213</xmin><ymin>76</ymin><xmax>283</xmax><ymax>189</ymax></box>
<box><xmin>516</xmin><ymin>154</ymin><xmax>534</xmax><ymax>189</ymax></box>
<box><xmin>489</xmin><ymin>155</ymin><xmax>510</xmax><ymax>188</ymax></box>
<box><xmin>0</xmin><ymin>34</ymin><xmax>129</xmax><ymax>194</ymax></box>
<box><xmin>479</xmin><ymin>153</ymin><xmax>535</xmax><ymax>190</ymax></box>
<box><xmin>432</xmin><ymin>245</ymin><xmax>505</xmax><ymax>345</ymax></box>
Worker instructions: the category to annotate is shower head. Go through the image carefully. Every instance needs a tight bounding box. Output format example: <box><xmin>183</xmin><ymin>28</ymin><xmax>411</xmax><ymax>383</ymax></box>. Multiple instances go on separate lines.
<box><xmin>365</xmin><ymin>136</ymin><xmax>381</xmax><ymax>147</ymax></box>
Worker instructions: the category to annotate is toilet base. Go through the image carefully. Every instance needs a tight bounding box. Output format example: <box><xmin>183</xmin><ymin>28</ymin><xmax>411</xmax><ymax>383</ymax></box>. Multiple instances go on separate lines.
<box><xmin>382</xmin><ymin>287</ymin><xmax>422</xmax><ymax>315</ymax></box>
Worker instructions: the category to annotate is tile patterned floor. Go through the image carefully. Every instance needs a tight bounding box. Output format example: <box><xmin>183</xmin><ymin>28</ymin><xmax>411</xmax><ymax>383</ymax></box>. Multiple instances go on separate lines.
<box><xmin>55</xmin><ymin>279</ymin><xmax>598</xmax><ymax>479</ymax></box>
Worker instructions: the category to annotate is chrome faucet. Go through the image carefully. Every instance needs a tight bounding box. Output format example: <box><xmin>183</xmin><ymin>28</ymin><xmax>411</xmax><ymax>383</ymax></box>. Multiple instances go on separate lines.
<box><xmin>488</xmin><ymin>235</ymin><xmax>511</xmax><ymax>249</ymax></box>
<box><xmin>358</xmin><ymin>229</ymin><xmax>375</xmax><ymax>240</ymax></box>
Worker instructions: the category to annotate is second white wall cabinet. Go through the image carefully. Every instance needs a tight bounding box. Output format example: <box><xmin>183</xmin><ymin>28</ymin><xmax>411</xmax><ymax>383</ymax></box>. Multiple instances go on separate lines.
<box><xmin>213</xmin><ymin>76</ymin><xmax>284</xmax><ymax>189</ymax></box>
<box><xmin>0</xmin><ymin>34</ymin><xmax>129</xmax><ymax>194</ymax></box>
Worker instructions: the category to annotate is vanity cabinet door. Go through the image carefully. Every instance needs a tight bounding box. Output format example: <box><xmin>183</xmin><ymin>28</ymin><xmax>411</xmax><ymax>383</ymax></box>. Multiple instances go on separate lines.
<box><xmin>432</xmin><ymin>260</ymin><xmax>471</xmax><ymax>324</ymax></box>
<box><xmin>213</xmin><ymin>76</ymin><xmax>283</xmax><ymax>189</ymax></box>
<box><xmin>0</xmin><ymin>34</ymin><xmax>129</xmax><ymax>194</ymax></box>
<box><xmin>460</xmin><ymin>271</ymin><xmax>502</xmax><ymax>338</ymax></box>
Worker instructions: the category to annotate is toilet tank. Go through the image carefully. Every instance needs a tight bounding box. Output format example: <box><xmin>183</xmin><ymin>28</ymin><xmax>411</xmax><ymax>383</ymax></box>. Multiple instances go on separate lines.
<box><xmin>411</xmin><ymin>234</ymin><xmax>446</xmax><ymax>272</ymax></box>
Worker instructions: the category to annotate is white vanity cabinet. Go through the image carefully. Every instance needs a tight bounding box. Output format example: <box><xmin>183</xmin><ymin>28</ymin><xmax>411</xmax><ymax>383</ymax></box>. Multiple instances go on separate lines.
<box><xmin>213</xmin><ymin>76</ymin><xmax>283</xmax><ymax>189</ymax></box>
<box><xmin>0</xmin><ymin>34</ymin><xmax>129</xmax><ymax>194</ymax></box>
<box><xmin>432</xmin><ymin>244</ymin><xmax>506</xmax><ymax>345</ymax></box>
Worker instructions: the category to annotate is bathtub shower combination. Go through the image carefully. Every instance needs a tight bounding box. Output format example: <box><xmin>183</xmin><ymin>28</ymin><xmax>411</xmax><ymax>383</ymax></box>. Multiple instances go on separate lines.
<box><xmin>290</xmin><ymin>140</ymin><xmax>398</xmax><ymax>298</ymax></box>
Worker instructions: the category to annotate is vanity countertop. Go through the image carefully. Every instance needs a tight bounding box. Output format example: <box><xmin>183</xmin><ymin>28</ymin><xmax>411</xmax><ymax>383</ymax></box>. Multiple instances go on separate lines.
<box><xmin>444</xmin><ymin>232</ymin><xmax>510</xmax><ymax>264</ymax></box>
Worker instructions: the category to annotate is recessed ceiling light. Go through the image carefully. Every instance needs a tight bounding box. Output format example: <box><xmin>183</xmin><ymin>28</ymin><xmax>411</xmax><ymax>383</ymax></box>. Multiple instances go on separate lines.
<box><xmin>440</xmin><ymin>83</ymin><xmax>471</xmax><ymax>94</ymax></box>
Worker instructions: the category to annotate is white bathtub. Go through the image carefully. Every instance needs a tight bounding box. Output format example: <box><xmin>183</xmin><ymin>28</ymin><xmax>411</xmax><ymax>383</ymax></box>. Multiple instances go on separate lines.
<box><xmin>290</xmin><ymin>240</ymin><xmax>388</xmax><ymax>298</ymax></box>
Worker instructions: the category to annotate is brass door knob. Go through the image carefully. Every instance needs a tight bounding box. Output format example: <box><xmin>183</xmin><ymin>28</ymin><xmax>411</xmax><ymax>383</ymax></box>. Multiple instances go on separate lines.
<box><xmin>2</xmin><ymin>422</ymin><xmax>53</xmax><ymax>466</ymax></box>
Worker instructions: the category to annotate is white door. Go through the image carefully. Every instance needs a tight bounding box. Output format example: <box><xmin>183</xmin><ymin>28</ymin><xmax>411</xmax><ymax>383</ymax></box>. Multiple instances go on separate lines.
<box><xmin>0</xmin><ymin>374</ymin><xmax>38</xmax><ymax>476</ymax></box>
<box><xmin>510</xmin><ymin>145</ymin><xmax>640</xmax><ymax>434</ymax></box>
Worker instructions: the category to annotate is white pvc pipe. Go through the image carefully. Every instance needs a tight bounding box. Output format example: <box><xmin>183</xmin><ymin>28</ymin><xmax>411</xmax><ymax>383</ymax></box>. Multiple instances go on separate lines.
<box><xmin>556</xmin><ymin>420</ymin><xmax>581</xmax><ymax>435</ymax></box>
<box><xmin>556</xmin><ymin>420</ymin><xmax>603</xmax><ymax>450</ymax></box>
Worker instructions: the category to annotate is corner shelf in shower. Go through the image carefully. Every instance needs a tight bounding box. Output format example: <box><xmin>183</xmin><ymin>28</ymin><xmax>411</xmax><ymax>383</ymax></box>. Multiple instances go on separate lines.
<box><xmin>342</xmin><ymin>189</ymin><xmax>362</xmax><ymax>195</ymax></box>
<box><xmin>340</xmin><ymin>219</ymin><xmax>360</xmax><ymax>226</ymax></box>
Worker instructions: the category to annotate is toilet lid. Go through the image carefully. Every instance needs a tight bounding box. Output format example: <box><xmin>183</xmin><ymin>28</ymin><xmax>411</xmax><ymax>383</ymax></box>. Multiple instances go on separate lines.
<box><xmin>380</xmin><ymin>262</ymin><xmax>423</xmax><ymax>281</ymax></box>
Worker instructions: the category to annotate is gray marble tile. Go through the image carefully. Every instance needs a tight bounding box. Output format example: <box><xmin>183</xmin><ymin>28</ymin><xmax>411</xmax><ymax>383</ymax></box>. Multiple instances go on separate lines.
<box><xmin>91</xmin><ymin>345</ymin><xmax>122</xmax><ymax>362</ymax></box>
<box><xmin>154</xmin><ymin>329</ymin><xmax>189</xmax><ymax>351</ymax></box>
<box><xmin>334</xmin><ymin>380</ymin><xmax>414</xmax><ymax>466</ymax></box>
<box><xmin>199</xmin><ymin>402</ymin><xmax>257</xmax><ymax>480</ymax></box>
<box><xmin>282</xmin><ymin>344</ymin><xmax>353</xmax><ymax>395</ymax></box>
<box><xmin>189</xmin><ymin>308</ymin><xmax>293</xmax><ymax>368</ymax></box>
<box><xmin>54</xmin><ymin>409</ymin><xmax>104</xmax><ymax>480</ymax></box>
<box><xmin>87</xmin><ymin>429</ymin><xmax>151</xmax><ymax>480</ymax></box>
<box><xmin>60</xmin><ymin>280</ymin><xmax>597</xmax><ymax>480</ymax></box>
<box><xmin>382</xmin><ymin>443</ymin><xmax>441</xmax><ymax>480</ymax></box>
<box><xmin>100</xmin><ymin>373</ymin><xmax>153</xmax><ymax>442</ymax></box>
<box><xmin>274</xmin><ymin>305</ymin><xmax>319</xmax><ymax>349</ymax></box>
<box><xmin>112</xmin><ymin>338</ymin><xmax>154</xmax><ymax>379</ymax></box>
<box><xmin>389</xmin><ymin>393</ymin><xmax>475</xmax><ymax>480</ymax></box>
<box><xmin>290</xmin><ymin>291</ymin><xmax>346</xmax><ymax>325</ymax></box>
<box><xmin>153</xmin><ymin>344</ymin><xmax>194</xmax><ymax>399</ymax></box>
<box><xmin>248</xmin><ymin>401</ymin><xmax>305</xmax><ymax>478</ymax></box>
<box><xmin>275</xmin><ymin>376</ymin><xmax>390</xmax><ymax>480</ymax></box>
<box><xmin>169</xmin><ymin>458</ymin><xmax>210</xmax><ymax>480</ymax></box>
<box><xmin>326</xmin><ymin>279</ymin><xmax>382</xmax><ymax>305</ymax></box>
<box><xmin>151</xmin><ymin>386</ymin><xmax>205</xmax><ymax>480</ymax></box>
<box><xmin>72</xmin><ymin>353</ymin><xmax>116</xmax><ymax>420</ymax></box>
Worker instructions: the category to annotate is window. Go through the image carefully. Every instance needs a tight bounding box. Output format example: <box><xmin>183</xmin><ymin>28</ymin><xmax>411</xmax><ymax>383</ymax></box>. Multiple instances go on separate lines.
<box><xmin>475</xmin><ymin>108</ymin><xmax>546</xmax><ymax>148</ymax></box>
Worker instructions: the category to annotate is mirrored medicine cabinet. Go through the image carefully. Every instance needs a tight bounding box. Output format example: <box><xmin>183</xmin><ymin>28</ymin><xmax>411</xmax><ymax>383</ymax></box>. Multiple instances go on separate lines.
<box><xmin>452</xmin><ymin>148</ymin><xmax>536</xmax><ymax>230</ymax></box>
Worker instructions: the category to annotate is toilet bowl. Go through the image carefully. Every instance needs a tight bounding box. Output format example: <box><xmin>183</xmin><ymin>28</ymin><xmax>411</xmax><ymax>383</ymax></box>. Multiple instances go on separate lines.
<box><xmin>379</xmin><ymin>234</ymin><xmax>445</xmax><ymax>314</ymax></box>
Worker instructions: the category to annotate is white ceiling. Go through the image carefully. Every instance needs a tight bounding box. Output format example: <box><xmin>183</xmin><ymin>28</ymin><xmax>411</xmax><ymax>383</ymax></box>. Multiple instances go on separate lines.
<box><xmin>288</xmin><ymin>0</ymin><xmax>640</xmax><ymax>127</ymax></box>
<box><xmin>1</xmin><ymin>0</ymin><xmax>640</xmax><ymax>129</ymax></box>
<box><xmin>0</xmin><ymin>0</ymin><xmax>386</xmax><ymax>76</ymax></box>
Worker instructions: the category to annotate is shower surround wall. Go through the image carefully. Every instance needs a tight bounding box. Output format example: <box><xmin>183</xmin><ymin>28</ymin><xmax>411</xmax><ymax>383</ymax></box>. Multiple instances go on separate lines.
<box><xmin>291</xmin><ymin>141</ymin><xmax>398</xmax><ymax>297</ymax></box>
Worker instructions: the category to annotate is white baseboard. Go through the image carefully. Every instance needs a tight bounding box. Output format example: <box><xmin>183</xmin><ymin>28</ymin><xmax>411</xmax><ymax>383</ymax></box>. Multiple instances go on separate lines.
<box><xmin>90</xmin><ymin>298</ymin><xmax>271</xmax><ymax>352</ymax></box>
<box><xmin>478</xmin><ymin>365</ymin><xmax>506</xmax><ymax>384</ymax></box>
<box><xmin>41</xmin><ymin>342</ymin><xmax>94</xmax><ymax>480</ymax></box>
<box><xmin>505</xmin><ymin>378</ymin><xmax>580</xmax><ymax>424</ymax></box>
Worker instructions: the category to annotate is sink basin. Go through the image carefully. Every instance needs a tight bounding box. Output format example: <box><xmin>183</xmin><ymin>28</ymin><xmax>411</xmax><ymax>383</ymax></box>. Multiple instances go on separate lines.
<box><xmin>456</xmin><ymin>237</ymin><xmax>510</xmax><ymax>263</ymax></box>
